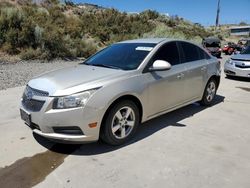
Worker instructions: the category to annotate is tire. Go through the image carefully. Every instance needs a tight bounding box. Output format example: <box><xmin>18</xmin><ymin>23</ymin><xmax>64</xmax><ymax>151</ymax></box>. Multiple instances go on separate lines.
<box><xmin>200</xmin><ymin>79</ymin><xmax>217</xmax><ymax>106</ymax></box>
<box><xmin>100</xmin><ymin>100</ymin><xmax>140</xmax><ymax>145</ymax></box>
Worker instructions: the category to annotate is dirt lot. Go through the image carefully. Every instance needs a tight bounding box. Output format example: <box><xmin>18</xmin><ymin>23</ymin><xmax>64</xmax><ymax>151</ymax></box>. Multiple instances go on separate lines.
<box><xmin>0</xmin><ymin>55</ymin><xmax>250</xmax><ymax>188</ymax></box>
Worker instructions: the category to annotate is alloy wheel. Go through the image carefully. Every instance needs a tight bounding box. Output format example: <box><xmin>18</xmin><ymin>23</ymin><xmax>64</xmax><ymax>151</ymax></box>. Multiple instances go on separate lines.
<box><xmin>111</xmin><ymin>106</ymin><xmax>135</xmax><ymax>139</ymax></box>
<box><xmin>206</xmin><ymin>81</ymin><xmax>216</xmax><ymax>102</ymax></box>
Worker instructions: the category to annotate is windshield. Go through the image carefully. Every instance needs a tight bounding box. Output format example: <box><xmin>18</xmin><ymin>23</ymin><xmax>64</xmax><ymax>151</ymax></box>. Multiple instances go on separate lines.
<box><xmin>241</xmin><ymin>45</ymin><xmax>250</xmax><ymax>54</ymax></box>
<box><xmin>84</xmin><ymin>43</ymin><xmax>156</xmax><ymax>70</ymax></box>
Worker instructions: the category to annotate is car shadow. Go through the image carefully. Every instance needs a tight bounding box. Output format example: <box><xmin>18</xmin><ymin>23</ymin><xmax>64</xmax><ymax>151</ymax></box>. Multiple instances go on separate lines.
<box><xmin>34</xmin><ymin>95</ymin><xmax>225</xmax><ymax>155</ymax></box>
<box><xmin>225</xmin><ymin>75</ymin><xmax>250</xmax><ymax>82</ymax></box>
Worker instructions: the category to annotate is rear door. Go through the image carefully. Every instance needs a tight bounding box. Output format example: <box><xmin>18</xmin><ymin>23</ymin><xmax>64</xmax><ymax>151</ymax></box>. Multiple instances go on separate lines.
<box><xmin>178</xmin><ymin>42</ymin><xmax>209</xmax><ymax>100</ymax></box>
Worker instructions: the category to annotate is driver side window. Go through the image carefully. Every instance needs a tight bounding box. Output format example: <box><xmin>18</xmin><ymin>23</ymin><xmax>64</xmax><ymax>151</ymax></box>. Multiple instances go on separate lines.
<box><xmin>152</xmin><ymin>42</ymin><xmax>180</xmax><ymax>66</ymax></box>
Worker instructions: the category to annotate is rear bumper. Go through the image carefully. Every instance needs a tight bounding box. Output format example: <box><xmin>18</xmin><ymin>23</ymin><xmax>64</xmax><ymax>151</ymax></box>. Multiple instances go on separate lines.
<box><xmin>211</xmin><ymin>51</ymin><xmax>221</xmax><ymax>57</ymax></box>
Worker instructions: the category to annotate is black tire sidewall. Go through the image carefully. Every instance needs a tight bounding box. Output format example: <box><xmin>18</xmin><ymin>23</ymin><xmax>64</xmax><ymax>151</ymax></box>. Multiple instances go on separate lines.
<box><xmin>201</xmin><ymin>79</ymin><xmax>217</xmax><ymax>106</ymax></box>
<box><xmin>101</xmin><ymin>100</ymin><xmax>140</xmax><ymax>145</ymax></box>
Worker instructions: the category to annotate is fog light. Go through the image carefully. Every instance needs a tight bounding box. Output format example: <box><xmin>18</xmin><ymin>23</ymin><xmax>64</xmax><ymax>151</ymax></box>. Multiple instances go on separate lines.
<box><xmin>53</xmin><ymin>127</ymin><xmax>84</xmax><ymax>135</ymax></box>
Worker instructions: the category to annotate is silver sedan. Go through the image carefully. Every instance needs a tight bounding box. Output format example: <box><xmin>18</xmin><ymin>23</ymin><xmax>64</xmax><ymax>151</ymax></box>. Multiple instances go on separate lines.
<box><xmin>224</xmin><ymin>45</ymin><xmax>250</xmax><ymax>78</ymax></box>
<box><xmin>20</xmin><ymin>38</ymin><xmax>221</xmax><ymax>145</ymax></box>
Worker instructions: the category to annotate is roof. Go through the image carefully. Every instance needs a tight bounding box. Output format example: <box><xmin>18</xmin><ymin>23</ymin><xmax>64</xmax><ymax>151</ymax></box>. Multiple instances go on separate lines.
<box><xmin>119</xmin><ymin>38</ymin><xmax>168</xmax><ymax>44</ymax></box>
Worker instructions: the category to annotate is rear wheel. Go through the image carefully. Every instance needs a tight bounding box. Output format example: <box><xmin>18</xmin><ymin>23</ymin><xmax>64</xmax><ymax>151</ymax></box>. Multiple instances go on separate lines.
<box><xmin>200</xmin><ymin>79</ymin><xmax>217</xmax><ymax>106</ymax></box>
<box><xmin>100</xmin><ymin>100</ymin><xmax>139</xmax><ymax>145</ymax></box>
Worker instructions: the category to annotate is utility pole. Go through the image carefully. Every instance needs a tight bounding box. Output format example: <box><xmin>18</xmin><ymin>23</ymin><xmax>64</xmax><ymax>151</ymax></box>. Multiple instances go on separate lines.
<box><xmin>215</xmin><ymin>0</ymin><xmax>221</xmax><ymax>30</ymax></box>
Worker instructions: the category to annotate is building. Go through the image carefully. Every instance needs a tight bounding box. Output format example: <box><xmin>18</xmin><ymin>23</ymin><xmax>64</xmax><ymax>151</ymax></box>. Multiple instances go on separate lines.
<box><xmin>230</xmin><ymin>26</ymin><xmax>250</xmax><ymax>36</ymax></box>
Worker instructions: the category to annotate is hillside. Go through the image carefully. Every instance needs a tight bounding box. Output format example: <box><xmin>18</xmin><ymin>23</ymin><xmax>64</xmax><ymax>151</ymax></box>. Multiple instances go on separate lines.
<box><xmin>0</xmin><ymin>0</ymin><xmax>214</xmax><ymax>61</ymax></box>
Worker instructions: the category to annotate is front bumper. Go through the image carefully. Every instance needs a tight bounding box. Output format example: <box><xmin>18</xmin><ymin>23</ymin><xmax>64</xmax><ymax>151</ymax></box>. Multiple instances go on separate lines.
<box><xmin>20</xmin><ymin>96</ymin><xmax>104</xmax><ymax>143</ymax></box>
<box><xmin>224</xmin><ymin>62</ymin><xmax>250</xmax><ymax>78</ymax></box>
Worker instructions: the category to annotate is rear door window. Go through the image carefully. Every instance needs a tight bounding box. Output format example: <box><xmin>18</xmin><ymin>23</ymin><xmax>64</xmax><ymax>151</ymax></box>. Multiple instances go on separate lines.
<box><xmin>179</xmin><ymin>42</ymin><xmax>200</xmax><ymax>63</ymax></box>
<box><xmin>196</xmin><ymin>46</ymin><xmax>211</xmax><ymax>60</ymax></box>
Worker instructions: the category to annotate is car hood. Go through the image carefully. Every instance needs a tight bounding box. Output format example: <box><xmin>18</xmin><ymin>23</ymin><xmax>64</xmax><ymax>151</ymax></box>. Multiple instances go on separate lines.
<box><xmin>231</xmin><ymin>54</ymin><xmax>250</xmax><ymax>61</ymax></box>
<box><xmin>28</xmin><ymin>64</ymin><xmax>127</xmax><ymax>96</ymax></box>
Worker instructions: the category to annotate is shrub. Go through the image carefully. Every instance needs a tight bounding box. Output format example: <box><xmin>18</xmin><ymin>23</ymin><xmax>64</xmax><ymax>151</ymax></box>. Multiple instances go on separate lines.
<box><xmin>19</xmin><ymin>47</ymin><xmax>42</xmax><ymax>60</ymax></box>
<box><xmin>0</xmin><ymin>1</ymin><xmax>214</xmax><ymax>60</ymax></box>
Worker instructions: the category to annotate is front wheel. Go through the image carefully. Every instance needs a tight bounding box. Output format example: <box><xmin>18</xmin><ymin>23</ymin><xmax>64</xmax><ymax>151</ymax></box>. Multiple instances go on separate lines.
<box><xmin>100</xmin><ymin>100</ymin><xmax>140</xmax><ymax>145</ymax></box>
<box><xmin>200</xmin><ymin>79</ymin><xmax>217</xmax><ymax>106</ymax></box>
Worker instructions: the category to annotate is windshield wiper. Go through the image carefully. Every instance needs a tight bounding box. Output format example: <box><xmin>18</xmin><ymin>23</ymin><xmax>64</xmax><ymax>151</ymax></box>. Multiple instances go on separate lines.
<box><xmin>89</xmin><ymin>63</ymin><xmax>121</xmax><ymax>70</ymax></box>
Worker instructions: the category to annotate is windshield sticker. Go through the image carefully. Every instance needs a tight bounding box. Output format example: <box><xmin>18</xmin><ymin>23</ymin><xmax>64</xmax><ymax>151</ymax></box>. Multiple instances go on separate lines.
<box><xmin>135</xmin><ymin>47</ymin><xmax>153</xmax><ymax>51</ymax></box>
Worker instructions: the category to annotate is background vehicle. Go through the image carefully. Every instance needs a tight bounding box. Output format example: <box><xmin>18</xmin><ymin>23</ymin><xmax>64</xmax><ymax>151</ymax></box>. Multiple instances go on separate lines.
<box><xmin>224</xmin><ymin>45</ymin><xmax>250</xmax><ymax>78</ymax></box>
<box><xmin>222</xmin><ymin>42</ymin><xmax>237</xmax><ymax>55</ymax></box>
<box><xmin>202</xmin><ymin>37</ymin><xmax>222</xmax><ymax>58</ymax></box>
<box><xmin>238</xmin><ymin>38</ymin><xmax>250</xmax><ymax>47</ymax></box>
<box><xmin>20</xmin><ymin>38</ymin><xmax>221</xmax><ymax>145</ymax></box>
<box><xmin>235</xmin><ymin>38</ymin><xmax>250</xmax><ymax>53</ymax></box>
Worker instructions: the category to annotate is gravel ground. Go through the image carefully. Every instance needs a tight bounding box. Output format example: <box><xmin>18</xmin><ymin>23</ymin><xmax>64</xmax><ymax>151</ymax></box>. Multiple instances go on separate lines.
<box><xmin>0</xmin><ymin>60</ymin><xmax>81</xmax><ymax>90</ymax></box>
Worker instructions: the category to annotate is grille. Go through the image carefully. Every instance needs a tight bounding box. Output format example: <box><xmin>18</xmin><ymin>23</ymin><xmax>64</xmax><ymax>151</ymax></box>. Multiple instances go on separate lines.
<box><xmin>235</xmin><ymin>64</ymin><xmax>250</xmax><ymax>69</ymax></box>
<box><xmin>232</xmin><ymin>58</ymin><xmax>250</xmax><ymax>62</ymax></box>
<box><xmin>25</xmin><ymin>85</ymin><xmax>49</xmax><ymax>97</ymax></box>
<box><xmin>22</xmin><ymin>85</ymin><xmax>48</xmax><ymax>112</ymax></box>
<box><xmin>22</xmin><ymin>94</ymin><xmax>45</xmax><ymax>112</ymax></box>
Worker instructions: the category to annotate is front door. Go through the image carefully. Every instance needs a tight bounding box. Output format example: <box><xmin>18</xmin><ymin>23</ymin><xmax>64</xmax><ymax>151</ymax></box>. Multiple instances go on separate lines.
<box><xmin>145</xmin><ymin>42</ymin><xmax>186</xmax><ymax>118</ymax></box>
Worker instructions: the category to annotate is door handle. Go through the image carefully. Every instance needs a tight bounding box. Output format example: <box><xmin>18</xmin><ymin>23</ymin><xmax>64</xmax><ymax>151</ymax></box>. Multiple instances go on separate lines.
<box><xmin>201</xmin><ymin>67</ymin><xmax>207</xmax><ymax>71</ymax></box>
<box><xmin>177</xmin><ymin>73</ymin><xmax>184</xmax><ymax>79</ymax></box>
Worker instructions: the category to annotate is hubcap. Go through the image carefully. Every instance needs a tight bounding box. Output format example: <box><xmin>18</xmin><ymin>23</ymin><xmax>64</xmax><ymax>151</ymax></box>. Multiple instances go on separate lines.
<box><xmin>111</xmin><ymin>106</ymin><xmax>135</xmax><ymax>139</ymax></box>
<box><xmin>206</xmin><ymin>81</ymin><xmax>216</xmax><ymax>102</ymax></box>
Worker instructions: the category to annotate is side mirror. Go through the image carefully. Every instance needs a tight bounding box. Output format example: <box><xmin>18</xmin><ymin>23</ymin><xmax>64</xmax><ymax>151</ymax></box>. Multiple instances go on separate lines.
<box><xmin>149</xmin><ymin>60</ymin><xmax>172</xmax><ymax>71</ymax></box>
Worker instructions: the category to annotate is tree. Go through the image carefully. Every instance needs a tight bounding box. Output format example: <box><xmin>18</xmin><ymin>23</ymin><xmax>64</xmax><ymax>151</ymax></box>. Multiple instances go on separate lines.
<box><xmin>239</xmin><ymin>21</ymin><xmax>247</xmax><ymax>26</ymax></box>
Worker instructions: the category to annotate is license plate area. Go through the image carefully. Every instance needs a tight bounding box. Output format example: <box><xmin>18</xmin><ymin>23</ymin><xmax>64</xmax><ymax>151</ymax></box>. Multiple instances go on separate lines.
<box><xmin>20</xmin><ymin>109</ymin><xmax>31</xmax><ymax>127</ymax></box>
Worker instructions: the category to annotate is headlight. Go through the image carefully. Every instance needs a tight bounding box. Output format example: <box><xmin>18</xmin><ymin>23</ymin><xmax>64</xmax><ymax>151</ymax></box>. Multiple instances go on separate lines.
<box><xmin>53</xmin><ymin>89</ymin><xmax>97</xmax><ymax>109</ymax></box>
<box><xmin>226</xmin><ymin>59</ymin><xmax>234</xmax><ymax>65</ymax></box>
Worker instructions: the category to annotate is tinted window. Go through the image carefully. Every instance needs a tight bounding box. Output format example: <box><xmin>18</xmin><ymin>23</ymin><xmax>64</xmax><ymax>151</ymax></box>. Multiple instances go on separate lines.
<box><xmin>180</xmin><ymin>42</ymin><xmax>200</xmax><ymax>62</ymax></box>
<box><xmin>241</xmin><ymin>45</ymin><xmax>250</xmax><ymax>54</ymax></box>
<box><xmin>84</xmin><ymin>43</ymin><xmax>156</xmax><ymax>70</ymax></box>
<box><xmin>196</xmin><ymin>46</ymin><xmax>211</xmax><ymax>60</ymax></box>
<box><xmin>152</xmin><ymin>42</ymin><xmax>180</xmax><ymax>66</ymax></box>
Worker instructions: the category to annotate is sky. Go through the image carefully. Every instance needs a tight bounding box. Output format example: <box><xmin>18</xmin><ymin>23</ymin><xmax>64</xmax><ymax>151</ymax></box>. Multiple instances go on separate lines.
<box><xmin>72</xmin><ymin>0</ymin><xmax>250</xmax><ymax>26</ymax></box>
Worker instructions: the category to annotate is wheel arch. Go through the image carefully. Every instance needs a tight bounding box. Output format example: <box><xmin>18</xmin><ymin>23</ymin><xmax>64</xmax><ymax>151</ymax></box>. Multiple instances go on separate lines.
<box><xmin>100</xmin><ymin>95</ymin><xmax>143</xmax><ymax>130</ymax></box>
<box><xmin>208</xmin><ymin>75</ymin><xmax>220</xmax><ymax>90</ymax></box>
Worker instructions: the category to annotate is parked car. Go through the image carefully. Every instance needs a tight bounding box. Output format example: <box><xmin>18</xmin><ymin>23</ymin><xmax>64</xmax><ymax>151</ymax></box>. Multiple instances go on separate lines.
<box><xmin>236</xmin><ymin>38</ymin><xmax>250</xmax><ymax>53</ymax></box>
<box><xmin>20</xmin><ymin>38</ymin><xmax>221</xmax><ymax>145</ymax></box>
<box><xmin>222</xmin><ymin>42</ymin><xmax>237</xmax><ymax>55</ymax></box>
<box><xmin>238</xmin><ymin>38</ymin><xmax>250</xmax><ymax>47</ymax></box>
<box><xmin>202</xmin><ymin>37</ymin><xmax>222</xmax><ymax>58</ymax></box>
<box><xmin>224</xmin><ymin>45</ymin><xmax>250</xmax><ymax>78</ymax></box>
